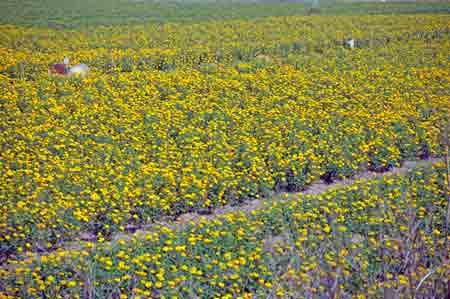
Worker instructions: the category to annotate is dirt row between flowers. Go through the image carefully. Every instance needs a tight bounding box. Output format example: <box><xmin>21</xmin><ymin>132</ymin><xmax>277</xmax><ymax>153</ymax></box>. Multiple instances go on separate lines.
<box><xmin>2</xmin><ymin>157</ymin><xmax>443</xmax><ymax>269</ymax></box>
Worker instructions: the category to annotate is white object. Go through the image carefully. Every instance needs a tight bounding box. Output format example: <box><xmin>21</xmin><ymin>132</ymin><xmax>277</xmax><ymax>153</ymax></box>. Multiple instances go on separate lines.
<box><xmin>68</xmin><ymin>64</ymin><xmax>89</xmax><ymax>77</ymax></box>
<box><xmin>344</xmin><ymin>38</ymin><xmax>355</xmax><ymax>49</ymax></box>
<box><xmin>63</xmin><ymin>57</ymin><xmax>69</xmax><ymax>65</ymax></box>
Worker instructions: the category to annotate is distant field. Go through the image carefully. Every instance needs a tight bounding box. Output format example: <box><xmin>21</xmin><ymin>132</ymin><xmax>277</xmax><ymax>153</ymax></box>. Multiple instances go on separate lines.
<box><xmin>0</xmin><ymin>0</ymin><xmax>449</xmax><ymax>26</ymax></box>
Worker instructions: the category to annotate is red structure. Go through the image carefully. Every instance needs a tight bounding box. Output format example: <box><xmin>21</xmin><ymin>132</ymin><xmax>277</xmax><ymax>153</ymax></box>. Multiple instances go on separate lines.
<box><xmin>48</xmin><ymin>64</ymin><xmax>68</xmax><ymax>75</ymax></box>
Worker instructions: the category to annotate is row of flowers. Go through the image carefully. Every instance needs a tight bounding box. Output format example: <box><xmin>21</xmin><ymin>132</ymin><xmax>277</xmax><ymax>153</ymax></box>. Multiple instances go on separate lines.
<box><xmin>1</xmin><ymin>15</ymin><xmax>449</xmax><ymax>75</ymax></box>
<box><xmin>1</xmin><ymin>164</ymin><xmax>449</xmax><ymax>298</ymax></box>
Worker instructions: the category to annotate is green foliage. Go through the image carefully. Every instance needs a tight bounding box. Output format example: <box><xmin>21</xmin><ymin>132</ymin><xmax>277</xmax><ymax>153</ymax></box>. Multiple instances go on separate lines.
<box><xmin>0</xmin><ymin>0</ymin><xmax>449</xmax><ymax>27</ymax></box>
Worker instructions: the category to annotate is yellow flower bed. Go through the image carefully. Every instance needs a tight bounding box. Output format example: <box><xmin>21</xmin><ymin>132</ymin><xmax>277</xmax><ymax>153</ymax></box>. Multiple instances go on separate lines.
<box><xmin>0</xmin><ymin>165</ymin><xmax>448</xmax><ymax>298</ymax></box>
<box><xmin>0</xmin><ymin>15</ymin><xmax>449</xmax><ymax>259</ymax></box>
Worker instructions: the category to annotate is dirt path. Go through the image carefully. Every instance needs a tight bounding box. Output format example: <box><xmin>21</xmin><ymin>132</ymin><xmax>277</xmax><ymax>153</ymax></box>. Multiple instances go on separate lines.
<box><xmin>2</xmin><ymin>157</ymin><xmax>443</xmax><ymax>268</ymax></box>
<box><xmin>303</xmin><ymin>159</ymin><xmax>442</xmax><ymax>195</ymax></box>
<box><xmin>115</xmin><ymin>158</ymin><xmax>443</xmax><ymax>242</ymax></box>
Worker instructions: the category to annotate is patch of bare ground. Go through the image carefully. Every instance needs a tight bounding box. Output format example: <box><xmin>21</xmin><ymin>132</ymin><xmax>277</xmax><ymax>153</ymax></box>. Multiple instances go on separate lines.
<box><xmin>2</xmin><ymin>157</ymin><xmax>443</xmax><ymax>268</ymax></box>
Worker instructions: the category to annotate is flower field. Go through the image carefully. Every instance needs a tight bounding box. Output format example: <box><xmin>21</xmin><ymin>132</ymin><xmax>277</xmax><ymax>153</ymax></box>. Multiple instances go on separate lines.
<box><xmin>1</xmin><ymin>164</ymin><xmax>449</xmax><ymax>298</ymax></box>
<box><xmin>1</xmin><ymin>6</ymin><xmax>450</xmax><ymax>298</ymax></box>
